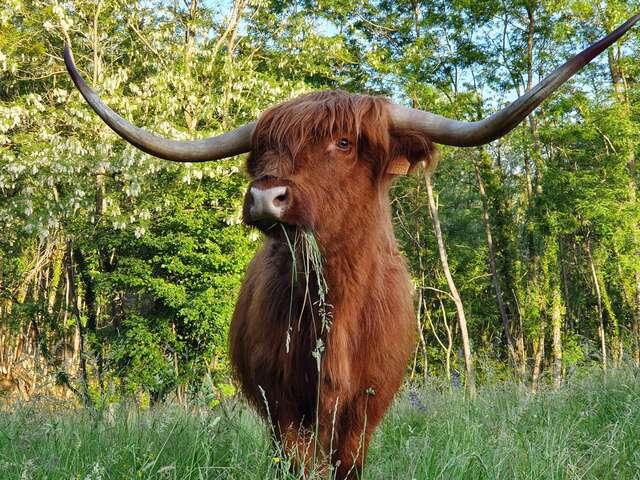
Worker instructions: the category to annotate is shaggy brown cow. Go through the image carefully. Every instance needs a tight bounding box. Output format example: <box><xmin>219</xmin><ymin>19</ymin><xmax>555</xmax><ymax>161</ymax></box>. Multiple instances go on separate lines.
<box><xmin>64</xmin><ymin>13</ymin><xmax>639</xmax><ymax>478</ymax></box>
<box><xmin>230</xmin><ymin>91</ymin><xmax>434</xmax><ymax>477</ymax></box>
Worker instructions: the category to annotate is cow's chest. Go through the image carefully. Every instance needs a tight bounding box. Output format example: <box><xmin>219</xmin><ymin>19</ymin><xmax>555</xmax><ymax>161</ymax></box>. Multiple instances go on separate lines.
<box><xmin>260</xmin><ymin>281</ymin><xmax>326</xmax><ymax>377</ymax></box>
<box><xmin>250</xmin><ymin>258</ymin><xmax>330</xmax><ymax>412</ymax></box>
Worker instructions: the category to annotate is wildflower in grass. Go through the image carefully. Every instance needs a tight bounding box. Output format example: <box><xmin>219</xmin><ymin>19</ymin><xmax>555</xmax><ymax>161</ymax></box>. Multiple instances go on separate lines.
<box><xmin>273</xmin><ymin>456</ymin><xmax>281</xmax><ymax>464</ymax></box>
<box><xmin>157</xmin><ymin>465</ymin><xmax>175</xmax><ymax>477</ymax></box>
<box><xmin>83</xmin><ymin>462</ymin><xmax>105</xmax><ymax>480</ymax></box>
<box><xmin>408</xmin><ymin>385</ymin><xmax>427</xmax><ymax>412</ymax></box>
<box><xmin>451</xmin><ymin>369</ymin><xmax>461</xmax><ymax>388</ymax></box>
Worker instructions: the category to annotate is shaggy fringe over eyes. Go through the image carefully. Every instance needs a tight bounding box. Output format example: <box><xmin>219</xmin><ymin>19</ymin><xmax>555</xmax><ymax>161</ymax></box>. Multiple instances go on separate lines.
<box><xmin>252</xmin><ymin>90</ymin><xmax>392</xmax><ymax>163</ymax></box>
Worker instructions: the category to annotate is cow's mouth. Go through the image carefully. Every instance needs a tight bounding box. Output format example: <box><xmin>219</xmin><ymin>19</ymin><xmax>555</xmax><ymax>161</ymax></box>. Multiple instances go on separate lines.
<box><xmin>244</xmin><ymin>217</ymin><xmax>300</xmax><ymax>238</ymax></box>
<box><xmin>242</xmin><ymin>181</ymin><xmax>315</xmax><ymax>238</ymax></box>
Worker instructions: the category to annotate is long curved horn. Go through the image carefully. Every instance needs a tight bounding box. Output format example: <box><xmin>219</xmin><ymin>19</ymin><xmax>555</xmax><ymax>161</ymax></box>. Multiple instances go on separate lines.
<box><xmin>390</xmin><ymin>13</ymin><xmax>640</xmax><ymax>147</ymax></box>
<box><xmin>64</xmin><ymin>44</ymin><xmax>255</xmax><ymax>162</ymax></box>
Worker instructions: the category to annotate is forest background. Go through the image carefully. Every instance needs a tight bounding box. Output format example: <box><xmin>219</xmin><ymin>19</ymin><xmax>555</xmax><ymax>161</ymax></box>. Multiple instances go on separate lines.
<box><xmin>1</xmin><ymin>0</ymin><xmax>640</xmax><ymax>406</ymax></box>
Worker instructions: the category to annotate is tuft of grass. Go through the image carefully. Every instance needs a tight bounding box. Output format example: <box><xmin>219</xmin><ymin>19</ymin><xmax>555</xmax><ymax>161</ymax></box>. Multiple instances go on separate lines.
<box><xmin>369</xmin><ymin>369</ymin><xmax>640</xmax><ymax>480</ymax></box>
<box><xmin>1</xmin><ymin>369</ymin><xmax>639</xmax><ymax>479</ymax></box>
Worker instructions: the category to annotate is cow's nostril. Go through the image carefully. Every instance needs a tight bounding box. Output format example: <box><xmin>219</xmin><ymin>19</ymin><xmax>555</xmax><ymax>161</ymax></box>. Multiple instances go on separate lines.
<box><xmin>274</xmin><ymin>192</ymin><xmax>288</xmax><ymax>206</ymax></box>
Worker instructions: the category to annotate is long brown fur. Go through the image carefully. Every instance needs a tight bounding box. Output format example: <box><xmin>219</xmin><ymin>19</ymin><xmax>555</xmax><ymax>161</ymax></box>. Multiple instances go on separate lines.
<box><xmin>230</xmin><ymin>91</ymin><xmax>435</xmax><ymax>479</ymax></box>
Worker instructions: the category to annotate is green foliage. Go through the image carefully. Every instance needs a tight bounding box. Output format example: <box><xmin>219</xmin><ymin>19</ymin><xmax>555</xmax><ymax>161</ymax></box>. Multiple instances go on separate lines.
<box><xmin>104</xmin><ymin>170</ymin><xmax>256</xmax><ymax>394</ymax></box>
<box><xmin>0</xmin><ymin>0</ymin><xmax>376</xmax><ymax>399</ymax></box>
<box><xmin>2</xmin><ymin>0</ymin><xmax>640</xmax><ymax>399</ymax></box>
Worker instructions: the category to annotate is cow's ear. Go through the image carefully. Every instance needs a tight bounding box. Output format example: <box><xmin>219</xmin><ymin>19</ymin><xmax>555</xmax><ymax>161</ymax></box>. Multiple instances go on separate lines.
<box><xmin>386</xmin><ymin>130</ymin><xmax>438</xmax><ymax>176</ymax></box>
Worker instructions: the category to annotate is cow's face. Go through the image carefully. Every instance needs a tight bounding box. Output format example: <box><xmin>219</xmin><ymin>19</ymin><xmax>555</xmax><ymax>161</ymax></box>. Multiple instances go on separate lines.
<box><xmin>242</xmin><ymin>91</ymin><xmax>434</xmax><ymax>243</ymax></box>
<box><xmin>243</xmin><ymin>134</ymin><xmax>374</xmax><ymax>238</ymax></box>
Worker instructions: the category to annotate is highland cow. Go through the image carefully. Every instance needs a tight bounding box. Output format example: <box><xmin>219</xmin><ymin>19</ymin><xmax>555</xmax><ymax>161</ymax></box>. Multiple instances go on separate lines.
<box><xmin>230</xmin><ymin>91</ymin><xmax>434</xmax><ymax>477</ymax></box>
<box><xmin>64</xmin><ymin>13</ymin><xmax>640</xmax><ymax>477</ymax></box>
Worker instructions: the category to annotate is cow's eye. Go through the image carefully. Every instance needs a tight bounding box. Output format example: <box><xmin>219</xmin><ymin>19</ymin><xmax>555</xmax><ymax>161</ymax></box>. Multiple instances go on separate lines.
<box><xmin>336</xmin><ymin>138</ymin><xmax>351</xmax><ymax>150</ymax></box>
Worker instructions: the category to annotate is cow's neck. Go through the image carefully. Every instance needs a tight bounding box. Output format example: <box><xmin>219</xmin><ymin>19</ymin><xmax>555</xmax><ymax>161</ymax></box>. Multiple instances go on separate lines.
<box><xmin>317</xmin><ymin>195</ymin><xmax>395</xmax><ymax>306</ymax></box>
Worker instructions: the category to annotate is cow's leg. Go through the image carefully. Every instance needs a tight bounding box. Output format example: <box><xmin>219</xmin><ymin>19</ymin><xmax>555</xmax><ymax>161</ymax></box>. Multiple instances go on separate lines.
<box><xmin>278</xmin><ymin>420</ymin><xmax>313</xmax><ymax>470</ymax></box>
<box><xmin>332</xmin><ymin>389</ymin><xmax>394</xmax><ymax>480</ymax></box>
<box><xmin>315</xmin><ymin>385</ymin><xmax>343</xmax><ymax>473</ymax></box>
<box><xmin>276</xmin><ymin>415</ymin><xmax>328</xmax><ymax>477</ymax></box>
<box><xmin>332</xmin><ymin>394</ymin><xmax>369</xmax><ymax>479</ymax></box>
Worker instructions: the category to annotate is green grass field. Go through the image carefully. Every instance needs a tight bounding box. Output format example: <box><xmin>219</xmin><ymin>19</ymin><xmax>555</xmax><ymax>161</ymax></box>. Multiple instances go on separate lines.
<box><xmin>1</xmin><ymin>369</ymin><xmax>639</xmax><ymax>480</ymax></box>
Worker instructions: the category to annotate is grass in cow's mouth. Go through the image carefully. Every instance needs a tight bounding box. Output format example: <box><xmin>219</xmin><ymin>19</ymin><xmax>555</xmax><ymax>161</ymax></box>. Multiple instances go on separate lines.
<box><xmin>300</xmin><ymin>229</ymin><xmax>331</xmax><ymax>335</ymax></box>
<box><xmin>1</xmin><ymin>368</ymin><xmax>639</xmax><ymax>479</ymax></box>
<box><xmin>281</xmin><ymin>226</ymin><xmax>333</xmax><ymax>358</ymax></box>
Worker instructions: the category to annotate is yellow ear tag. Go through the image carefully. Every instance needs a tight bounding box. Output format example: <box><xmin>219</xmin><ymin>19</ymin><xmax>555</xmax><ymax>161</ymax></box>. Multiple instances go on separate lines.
<box><xmin>386</xmin><ymin>157</ymin><xmax>411</xmax><ymax>175</ymax></box>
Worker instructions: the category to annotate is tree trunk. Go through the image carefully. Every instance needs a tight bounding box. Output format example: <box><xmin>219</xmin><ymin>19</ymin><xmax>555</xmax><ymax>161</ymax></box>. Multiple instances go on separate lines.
<box><xmin>604</xmin><ymin>15</ymin><xmax>638</xmax><ymax>368</ymax></box>
<box><xmin>522</xmin><ymin>2</ymin><xmax>539</xmax><ymax>198</ymax></box>
<box><xmin>531</xmin><ymin>319</ymin><xmax>546</xmax><ymax>393</ymax></box>
<box><xmin>75</xmin><ymin>247</ymin><xmax>106</xmax><ymax>403</ymax></box>
<box><xmin>47</xmin><ymin>248</ymin><xmax>63</xmax><ymax>315</ymax></box>
<box><xmin>424</xmin><ymin>172</ymin><xmax>475</xmax><ymax>395</ymax></box>
<box><xmin>558</xmin><ymin>239</ymin><xmax>573</xmax><ymax>329</ymax></box>
<box><xmin>474</xmin><ymin>159</ymin><xmax>522</xmax><ymax>377</ymax></box>
<box><xmin>426</xmin><ymin>300</ymin><xmax>453</xmax><ymax>382</ymax></box>
<box><xmin>412</xmin><ymin>282</ymin><xmax>429</xmax><ymax>383</ymax></box>
<box><xmin>635</xmin><ymin>272</ymin><xmax>640</xmax><ymax>368</ymax></box>
<box><xmin>184</xmin><ymin>0</ymin><xmax>197</xmax><ymax>68</ymax></box>
<box><xmin>586</xmin><ymin>241</ymin><xmax>607</xmax><ymax>370</ymax></box>
<box><xmin>66</xmin><ymin>245</ymin><xmax>92</xmax><ymax>407</ymax></box>
<box><xmin>607</xmin><ymin>44</ymin><xmax>626</xmax><ymax>103</ymax></box>
<box><xmin>551</xmin><ymin>288</ymin><xmax>562</xmax><ymax>389</ymax></box>
<box><xmin>599</xmin><ymin>273</ymin><xmax>620</xmax><ymax>368</ymax></box>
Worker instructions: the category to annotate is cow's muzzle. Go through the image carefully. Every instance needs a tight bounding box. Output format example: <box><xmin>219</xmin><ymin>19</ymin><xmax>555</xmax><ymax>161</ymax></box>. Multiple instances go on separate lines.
<box><xmin>246</xmin><ymin>185</ymin><xmax>290</xmax><ymax>222</ymax></box>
